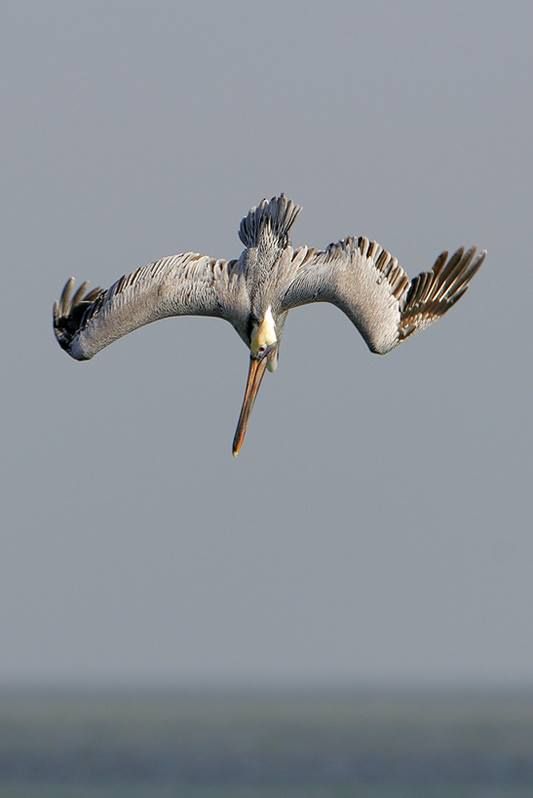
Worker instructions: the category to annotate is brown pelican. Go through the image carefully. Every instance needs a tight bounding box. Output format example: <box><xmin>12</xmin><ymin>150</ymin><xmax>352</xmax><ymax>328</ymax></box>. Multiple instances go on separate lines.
<box><xmin>53</xmin><ymin>194</ymin><xmax>486</xmax><ymax>456</ymax></box>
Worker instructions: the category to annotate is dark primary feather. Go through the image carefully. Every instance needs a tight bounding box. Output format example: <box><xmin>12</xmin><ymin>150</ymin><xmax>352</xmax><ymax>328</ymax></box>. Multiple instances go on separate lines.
<box><xmin>399</xmin><ymin>246</ymin><xmax>485</xmax><ymax>340</ymax></box>
<box><xmin>53</xmin><ymin>279</ymin><xmax>105</xmax><ymax>354</ymax></box>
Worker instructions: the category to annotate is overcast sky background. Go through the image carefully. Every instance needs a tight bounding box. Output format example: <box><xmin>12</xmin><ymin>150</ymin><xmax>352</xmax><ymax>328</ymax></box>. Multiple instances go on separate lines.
<box><xmin>1</xmin><ymin>0</ymin><xmax>532</xmax><ymax>687</ymax></box>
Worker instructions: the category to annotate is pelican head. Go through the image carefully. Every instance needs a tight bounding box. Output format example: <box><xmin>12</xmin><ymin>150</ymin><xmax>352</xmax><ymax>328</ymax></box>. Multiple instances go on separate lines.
<box><xmin>232</xmin><ymin>306</ymin><xmax>278</xmax><ymax>457</ymax></box>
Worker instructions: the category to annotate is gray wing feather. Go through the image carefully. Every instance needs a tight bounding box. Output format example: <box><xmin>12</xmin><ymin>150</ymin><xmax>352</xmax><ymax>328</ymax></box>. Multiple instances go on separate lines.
<box><xmin>281</xmin><ymin>237</ymin><xmax>485</xmax><ymax>354</ymax></box>
<box><xmin>53</xmin><ymin>252</ymin><xmax>249</xmax><ymax>360</ymax></box>
<box><xmin>238</xmin><ymin>194</ymin><xmax>301</xmax><ymax>248</ymax></box>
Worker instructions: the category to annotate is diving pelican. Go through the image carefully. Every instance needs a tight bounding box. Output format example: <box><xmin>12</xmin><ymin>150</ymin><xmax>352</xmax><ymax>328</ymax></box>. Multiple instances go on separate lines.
<box><xmin>53</xmin><ymin>194</ymin><xmax>486</xmax><ymax>455</ymax></box>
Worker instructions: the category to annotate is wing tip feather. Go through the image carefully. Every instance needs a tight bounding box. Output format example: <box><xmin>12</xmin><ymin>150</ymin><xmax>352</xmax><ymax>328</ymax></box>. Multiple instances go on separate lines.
<box><xmin>399</xmin><ymin>243</ymin><xmax>486</xmax><ymax>342</ymax></box>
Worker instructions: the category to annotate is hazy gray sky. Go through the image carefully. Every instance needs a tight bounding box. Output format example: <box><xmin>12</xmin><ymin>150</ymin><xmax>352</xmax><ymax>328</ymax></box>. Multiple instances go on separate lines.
<box><xmin>1</xmin><ymin>0</ymin><xmax>532</xmax><ymax>686</ymax></box>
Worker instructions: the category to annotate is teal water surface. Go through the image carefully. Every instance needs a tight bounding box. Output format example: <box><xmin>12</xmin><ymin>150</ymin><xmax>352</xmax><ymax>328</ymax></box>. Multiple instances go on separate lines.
<box><xmin>1</xmin><ymin>688</ymin><xmax>532</xmax><ymax>797</ymax></box>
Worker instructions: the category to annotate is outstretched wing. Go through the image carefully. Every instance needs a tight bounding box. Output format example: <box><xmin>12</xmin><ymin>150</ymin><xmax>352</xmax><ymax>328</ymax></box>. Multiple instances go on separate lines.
<box><xmin>53</xmin><ymin>252</ymin><xmax>249</xmax><ymax>360</ymax></box>
<box><xmin>281</xmin><ymin>237</ymin><xmax>485</xmax><ymax>354</ymax></box>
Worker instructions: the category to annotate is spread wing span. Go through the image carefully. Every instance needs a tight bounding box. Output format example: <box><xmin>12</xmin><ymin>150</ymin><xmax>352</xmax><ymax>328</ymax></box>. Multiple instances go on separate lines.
<box><xmin>281</xmin><ymin>237</ymin><xmax>485</xmax><ymax>354</ymax></box>
<box><xmin>53</xmin><ymin>252</ymin><xmax>249</xmax><ymax>360</ymax></box>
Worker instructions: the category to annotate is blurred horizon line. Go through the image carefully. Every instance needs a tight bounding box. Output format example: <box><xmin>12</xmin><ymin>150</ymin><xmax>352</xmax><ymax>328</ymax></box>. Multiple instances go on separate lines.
<box><xmin>1</xmin><ymin>676</ymin><xmax>533</xmax><ymax>696</ymax></box>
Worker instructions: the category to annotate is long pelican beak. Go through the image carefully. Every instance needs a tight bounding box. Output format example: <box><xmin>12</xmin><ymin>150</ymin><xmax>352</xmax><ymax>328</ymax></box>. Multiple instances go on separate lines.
<box><xmin>232</xmin><ymin>356</ymin><xmax>268</xmax><ymax>457</ymax></box>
